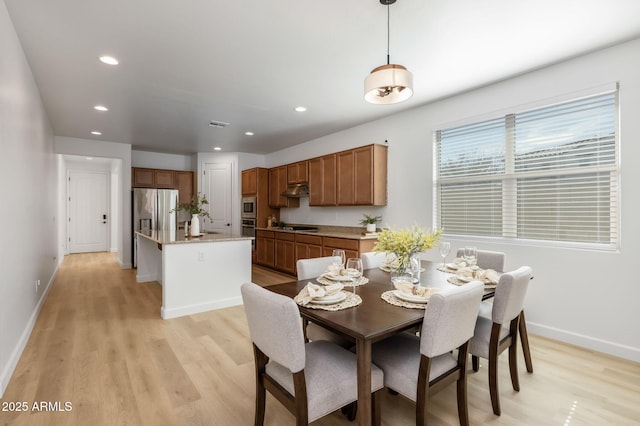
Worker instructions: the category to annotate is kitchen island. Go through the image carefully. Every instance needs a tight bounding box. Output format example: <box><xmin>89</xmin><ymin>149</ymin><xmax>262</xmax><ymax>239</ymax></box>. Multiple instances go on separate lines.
<box><xmin>135</xmin><ymin>230</ymin><xmax>253</xmax><ymax>319</ymax></box>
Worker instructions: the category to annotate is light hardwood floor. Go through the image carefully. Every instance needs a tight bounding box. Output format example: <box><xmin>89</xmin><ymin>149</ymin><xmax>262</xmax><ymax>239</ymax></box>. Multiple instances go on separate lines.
<box><xmin>1</xmin><ymin>253</ymin><xmax>639</xmax><ymax>425</ymax></box>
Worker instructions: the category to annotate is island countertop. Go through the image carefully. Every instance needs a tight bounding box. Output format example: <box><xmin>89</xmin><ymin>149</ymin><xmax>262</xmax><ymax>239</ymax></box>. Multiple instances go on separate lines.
<box><xmin>136</xmin><ymin>229</ymin><xmax>253</xmax><ymax>245</ymax></box>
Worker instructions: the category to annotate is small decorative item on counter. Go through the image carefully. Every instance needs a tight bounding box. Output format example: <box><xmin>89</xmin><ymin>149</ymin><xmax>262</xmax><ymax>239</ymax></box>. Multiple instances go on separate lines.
<box><xmin>171</xmin><ymin>192</ymin><xmax>212</xmax><ymax>237</ymax></box>
<box><xmin>267</xmin><ymin>216</ymin><xmax>272</xmax><ymax>228</ymax></box>
<box><xmin>359</xmin><ymin>214</ymin><xmax>382</xmax><ymax>233</ymax></box>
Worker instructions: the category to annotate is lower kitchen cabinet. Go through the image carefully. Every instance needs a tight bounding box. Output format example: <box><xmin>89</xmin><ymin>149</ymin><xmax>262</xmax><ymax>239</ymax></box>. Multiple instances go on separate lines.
<box><xmin>274</xmin><ymin>233</ymin><xmax>296</xmax><ymax>275</ymax></box>
<box><xmin>295</xmin><ymin>234</ymin><xmax>323</xmax><ymax>261</ymax></box>
<box><xmin>256</xmin><ymin>230</ymin><xmax>275</xmax><ymax>268</ymax></box>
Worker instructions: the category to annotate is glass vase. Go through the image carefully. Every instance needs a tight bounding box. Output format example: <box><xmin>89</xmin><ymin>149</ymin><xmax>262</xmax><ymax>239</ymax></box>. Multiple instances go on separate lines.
<box><xmin>390</xmin><ymin>254</ymin><xmax>420</xmax><ymax>284</ymax></box>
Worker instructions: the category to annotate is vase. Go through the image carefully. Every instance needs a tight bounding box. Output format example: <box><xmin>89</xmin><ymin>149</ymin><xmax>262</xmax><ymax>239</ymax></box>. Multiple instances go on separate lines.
<box><xmin>190</xmin><ymin>214</ymin><xmax>200</xmax><ymax>236</ymax></box>
<box><xmin>366</xmin><ymin>223</ymin><xmax>377</xmax><ymax>233</ymax></box>
<box><xmin>390</xmin><ymin>254</ymin><xmax>421</xmax><ymax>284</ymax></box>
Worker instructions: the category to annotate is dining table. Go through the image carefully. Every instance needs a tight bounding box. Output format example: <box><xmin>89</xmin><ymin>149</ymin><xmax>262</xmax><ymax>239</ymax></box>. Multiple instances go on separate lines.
<box><xmin>267</xmin><ymin>259</ymin><xmax>496</xmax><ymax>426</ymax></box>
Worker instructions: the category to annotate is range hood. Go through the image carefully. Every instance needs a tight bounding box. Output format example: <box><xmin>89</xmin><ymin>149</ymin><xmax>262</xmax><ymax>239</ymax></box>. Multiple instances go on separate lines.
<box><xmin>281</xmin><ymin>183</ymin><xmax>309</xmax><ymax>197</ymax></box>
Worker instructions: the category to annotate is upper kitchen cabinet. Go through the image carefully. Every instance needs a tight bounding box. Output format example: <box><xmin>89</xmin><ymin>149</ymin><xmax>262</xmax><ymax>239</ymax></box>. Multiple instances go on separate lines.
<box><xmin>287</xmin><ymin>161</ymin><xmax>308</xmax><ymax>184</ymax></box>
<box><xmin>154</xmin><ymin>169</ymin><xmax>175</xmax><ymax>188</ymax></box>
<box><xmin>241</xmin><ymin>168</ymin><xmax>257</xmax><ymax>196</ymax></box>
<box><xmin>269</xmin><ymin>166</ymin><xmax>299</xmax><ymax>208</ymax></box>
<box><xmin>132</xmin><ymin>167</ymin><xmax>155</xmax><ymax>187</ymax></box>
<box><xmin>175</xmin><ymin>171</ymin><xmax>195</xmax><ymax>205</ymax></box>
<box><xmin>337</xmin><ymin>144</ymin><xmax>387</xmax><ymax>206</ymax></box>
<box><xmin>308</xmin><ymin>154</ymin><xmax>337</xmax><ymax>206</ymax></box>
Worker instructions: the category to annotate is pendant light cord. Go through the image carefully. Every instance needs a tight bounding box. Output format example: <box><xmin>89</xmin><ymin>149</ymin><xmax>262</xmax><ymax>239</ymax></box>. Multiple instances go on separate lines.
<box><xmin>386</xmin><ymin>3</ymin><xmax>390</xmax><ymax>65</ymax></box>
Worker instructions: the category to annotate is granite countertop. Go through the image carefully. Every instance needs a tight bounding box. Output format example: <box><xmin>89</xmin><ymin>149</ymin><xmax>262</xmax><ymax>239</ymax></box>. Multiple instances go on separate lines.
<box><xmin>255</xmin><ymin>225</ymin><xmax>379</xmax><ymax>240</ymax></box>
<box><xmin>136</xmin><ymin>230</ymin><xmax>253</xmax><ymax>245</ymax></box>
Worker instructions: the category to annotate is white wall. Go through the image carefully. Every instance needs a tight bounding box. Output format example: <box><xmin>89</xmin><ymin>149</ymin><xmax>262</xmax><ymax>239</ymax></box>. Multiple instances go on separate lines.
<box><xmin>266</xmin><ymin>38</ymin><xmax>640</xmax><ymax>361</ymax></box>
<box><xmin>131</xmin><ymin>150</ymin><xmax>192</xmax><ymax>171</ymax></box>
<box><xmin>0</xmin><ymin>1</ymin><xmax>58</xmax><ymax>397</ymax></box>
<box><xmin>54</xmin><ymin>137</ymin><xmax>132</xmax><ymax>268</ymax></box>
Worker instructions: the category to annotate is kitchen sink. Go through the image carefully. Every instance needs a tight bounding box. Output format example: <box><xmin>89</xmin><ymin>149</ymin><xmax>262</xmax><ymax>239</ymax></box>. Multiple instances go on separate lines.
<box><xmin>280</xmin><ymin>226</ymin><xmax>318</xmax><ymax>232</ymax></box>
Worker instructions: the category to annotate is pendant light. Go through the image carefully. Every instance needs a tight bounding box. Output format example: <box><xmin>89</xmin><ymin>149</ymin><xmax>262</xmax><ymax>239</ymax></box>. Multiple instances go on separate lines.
<box><xmin>364</xmin><ymin>0</ymin><xmax>413</xmax><ymax>104</ymax></box>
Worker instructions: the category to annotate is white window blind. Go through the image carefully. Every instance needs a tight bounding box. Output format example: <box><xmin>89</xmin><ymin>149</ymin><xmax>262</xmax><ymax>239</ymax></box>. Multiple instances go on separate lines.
<box><xmin>435</xmin><ymin>90</ymin><xmax>618</xmax><ymax>249</ymax></box>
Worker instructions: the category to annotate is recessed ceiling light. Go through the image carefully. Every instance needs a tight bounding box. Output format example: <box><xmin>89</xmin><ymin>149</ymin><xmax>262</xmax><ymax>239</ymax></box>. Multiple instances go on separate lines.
<box><xmin>245</xmin><ymin>131</ymin><xmax>254</xmax><ymax>136</ymax></box>
<box><xmin>295</xmin><ymin>106</ymin><xmax>307</xmax><ymax>112</ymax></box>
<box><xmin>86</xmin><ymin>157</ymin><xmax>94</xmax><ymax>160</ymax></box>
<box><xmin>213</xmin><ymin>147</ymin><xmax>222</xmax><ymax>151</ymax></box>
<box><xmin>99</xmin><ymin>55</ymin><xmax>119</xmax><ymax>65</ymax></box>
<box><xmin>90</xmin><ymin>131</ymin><xmax>102</xmax><ymax>135</ymax></box>
<box><xmin>94</xmin><ymin>105</ymin><xmax>108</xmax><ymax>112</ymax></box>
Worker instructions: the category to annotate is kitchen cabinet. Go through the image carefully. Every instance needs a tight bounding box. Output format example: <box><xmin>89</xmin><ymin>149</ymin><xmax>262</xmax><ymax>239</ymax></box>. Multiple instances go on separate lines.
<box><xmin>132</xmin><ymin>168</ymin><xmax>155</xmax><ymax>187</ymax></box>
<box><xmin>256</xmin><ymin>230</ymin><xmax>275</xmax><ymax>268</ymax></box>
<box><xmin>175</xmin><ymin>171</ymin><xmax>194</xmax><ymax>205</ymax></box>
<box><xmin>242</xmin><ymin>168</ymin><xmax>257</xmax><ymax>196</ymax></box>
<box><xmin>287</xmin><ymin>161</ymin><xmax>308</xmax><ymax>184</ymax></box>
<box><xmin>308</xmin><ymin>154</ymin><xmax>337</xmax><ymax>206</ymax></box>
<box><xmin>269</xmin><ymin>166</ymin><xmax>299</xmax><ymax>208</ymax></box>
<box><xmin>132</xmin><ymin>168</ymin><xmax>194</xmax><ymax>203</ymax></box>
<box><xmin>337</xmin><ymin>144</ymin><xmax>387</xmax><ymax>206</ymax></box>
<box><xmin>322</xmin><ymin>237</ymin><xmax>360</xmax><ymax>260</ymax></box>
<box><xmin>274</xmin><ymin>232</ymin><xmax>296</xmax><ymax>275</ymax></box>
<box><xmin>295</xmin><ymin>234</ymin><xmax>323</xmax><ymax>262</ymax></box>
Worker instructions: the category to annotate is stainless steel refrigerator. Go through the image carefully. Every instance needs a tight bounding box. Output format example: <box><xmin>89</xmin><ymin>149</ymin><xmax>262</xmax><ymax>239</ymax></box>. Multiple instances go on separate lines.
<box><xmin>132</xmin><ymin>188</ymin><xmax>179</xmax><ymax>267</ymax></box>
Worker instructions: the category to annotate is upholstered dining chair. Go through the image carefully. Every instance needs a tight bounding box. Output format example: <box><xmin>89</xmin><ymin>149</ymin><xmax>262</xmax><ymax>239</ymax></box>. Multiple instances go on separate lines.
<box><xmin>371</xmin><ymin>281</ymin><xmax>484</xmax><ymax>426</ymax></box>
<box><xmin>360</xmin><ymin>251</ymin><xmax>387</xmax><ymax>270</ymax></box>
<box><xmin>468</xmin><ymin>266</ymin><xmax>533</xmax><ymax>416</ymax></box>
<box><xmin>296</xmin><ymin>256</ymin><xmax>354</xmax><ymax>348</ymax></box>
<box><xmin>241</xmin><ymin>282</ymin><xmax>384</xmax><ymax>425</ymax></box>
<box><xmin>455</xmin><ymin>249</ymin><xmax>533</xmax><ymax>373</ymax></box>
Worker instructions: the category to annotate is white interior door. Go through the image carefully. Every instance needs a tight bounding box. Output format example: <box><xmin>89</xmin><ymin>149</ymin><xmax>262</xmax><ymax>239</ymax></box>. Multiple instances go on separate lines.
<box><xmin>202</xmin><ymin>162</ymin><xmax>233</xmax><ymax>233</ymax></box>
<box><xmin>69</xmin><ymin>170</ymin><xmax>109</xmax><ymax>253</ymax></box>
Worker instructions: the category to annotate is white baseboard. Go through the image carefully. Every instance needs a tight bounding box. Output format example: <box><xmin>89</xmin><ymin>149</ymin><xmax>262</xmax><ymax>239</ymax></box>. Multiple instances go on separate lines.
<box><xmin>0</xmin><ymin>266</ymin><xmax>58</xmax><ymax>398</ymax></box>
<box><xmin>161</xmin><ymin>297</ymin><xmax>243</xmax><ymax>320</ymax></box>
<box><xmin>528</xmin><ymin>321</ymin><xmax>640</xmax><ymax>363</ymax></box>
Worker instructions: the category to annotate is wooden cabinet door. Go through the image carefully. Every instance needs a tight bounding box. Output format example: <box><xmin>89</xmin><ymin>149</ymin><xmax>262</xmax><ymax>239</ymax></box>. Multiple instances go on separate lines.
<box><xmin>154</xmin><ymin>170</ymin><xmax>175</xmax><ymax>188</ymax></box>
<box><xmin>337</xmin><ymin>150</ymin><xmax>355</xmax><ymax>205</ymax></box>
<box><xmin>132</xmin><ymin>168</ymin><xmax>155</xmax><ymax>187</ymax></box>
<box><xmin>354</xmin><ymin>145</ymin><xmax>374</xmax><ymax>205</ymax></box>
<box><xmin>287</xmin><ymin>161</ymin><xmax>308</xmax><ymax>184</ymax></box>
<box><xmin>242</xmin><ymin>168</ymin><xmax>257</xmax><ymax>196</ymax></box>
<box><xmin>256</xmin><ymin>237</ymin><xmax>275</xmax><ymax>267</ymax></box>
<box><xmin>274</xmin><ymin>239</ymin><xmax>295</xmax><ymax>274</ymax></box>
<box><xmin>175</xmin><ymin>171</ymin><xmax>194</xmax><ymax>205</ymax></box>
<box><xmin>308</xmin><ymin>154</ymin><xmax>336</xmax><ymax>206</ymax></box>
<box><xmin>269</xmin><ymin>166</ymin><xmax>289</xmax><ymax>208</ymax></box>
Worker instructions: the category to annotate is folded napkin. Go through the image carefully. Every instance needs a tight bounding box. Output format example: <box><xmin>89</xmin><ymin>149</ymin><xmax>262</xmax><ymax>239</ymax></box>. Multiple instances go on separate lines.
<box><xmin>393</xmin><ymin>280</ymin><xmax>440</xmax><ymax>299</ymax></box>
<box><xmin>457</xmin><ymin>267</ymin><xmax>499</xmax><ymax>284</ymax></box>
<box><xmin>326</xmin><ymin>263</ymin><xmax>347</xmax><ymax>276</ymax></box>
<box><xmin>297</xmin><ymin>282</ymin><xmax>344</xmax><ymax>305</ymax></box>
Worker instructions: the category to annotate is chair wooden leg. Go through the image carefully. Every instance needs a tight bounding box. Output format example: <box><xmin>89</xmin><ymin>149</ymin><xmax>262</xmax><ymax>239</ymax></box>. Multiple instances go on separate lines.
<box><xmin>509</xmin><ymin>319</ymin><xmax>520</xmax><ymax>392</ymax></box>
<box><xmin>488</xmin><ymin>325</ymin><xmax>501</xmax><ymax>416</ymax></box>
<box><xmin>341</xmin><ymin>402</ymin><xmax>357</xmax><ymax>421</ymax></box>
<box><xmin>252</xmin><ymin>345</ymin><xmax>268</xmax><ymax>426</ymax></box>
<box><xmin>416</xmin><ymin>355</ymin><xmax>432</xmax><ymax>426</ymax></box>
<box><xmin>519</xmin><ymin>311</ymin><xmax>534</xmax><ymax>373</ymax></box>
<box><xmin>456</xmin><ymin>343</ymin><xmax>470</xmax><ymax>426</ymax></box>
<box><xmin>472</xmin><ymin>355</ymin><xmax>479</xmax><ymax>372</ymax></box>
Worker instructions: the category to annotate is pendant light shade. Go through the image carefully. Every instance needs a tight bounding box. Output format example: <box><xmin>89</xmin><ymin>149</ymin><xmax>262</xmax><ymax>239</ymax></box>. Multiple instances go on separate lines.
<box><xmin>364</xmin><ymin>64</ymin><xmax>413</xmax><ymax>104</ymax></box>
<box><xmin>364</xmin><ymin>0</ymin><xmax>413</xmax><ymax>105</ymax></box>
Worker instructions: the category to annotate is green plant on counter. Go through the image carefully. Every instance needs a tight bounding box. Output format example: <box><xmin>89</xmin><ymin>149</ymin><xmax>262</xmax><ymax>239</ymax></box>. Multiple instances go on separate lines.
<box><xmin>172</xmin><ymin>192</ymin><xmax>212</xmax><ymax>221</ymax></box>
<box><xmin>359</xmin><ymin>214</ymin><xmax>382</xmax><ymax>226</ymax></box>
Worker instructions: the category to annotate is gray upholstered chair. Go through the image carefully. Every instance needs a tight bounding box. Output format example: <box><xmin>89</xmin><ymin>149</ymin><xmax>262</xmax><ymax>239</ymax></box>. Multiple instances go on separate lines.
<box><xmin>469</xmin><ymin>266</ymin><xmax>533</xmax><ymax>416</ymax></box>
<box><xmin>456</xmin><ymin>249</ymin><xmax>534</xmax><ymax>373</ymax></box>
<box><xmin>241</xmin><ymin>282</ymin><xmax>384</xmax><ymax>425</ymax></box>
<box><xmin>296</xmin><ymin>256</ymin><xmax>354</xmax><ymax>348</ymax></box>
<box><xmin>371</xmin><ymin>281</ymin><xmax>484</xmax><ymax>426</ymax></box>
<box><xmin>455</xmin><ymin>248</ymin><xmax>505</xmax><ymax>272</ymax></box>
<box><xmin>360</xmin><ymin>251</ymin><xmax>387</xmax><ymax>270</ymax></box>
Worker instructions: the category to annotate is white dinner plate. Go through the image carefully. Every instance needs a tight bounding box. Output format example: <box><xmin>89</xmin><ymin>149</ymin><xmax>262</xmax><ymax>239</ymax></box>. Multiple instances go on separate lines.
<box><xmin>322</xmin><ymin>273</ymin><xmax>354</xmax><ymax>282</ymax></box>
<box><xmin>456</xmin><ymin>275</ymin><xmax>473</xmax><ymax>282</ymax></box>
<box><xmin>311</xmin><ymin>291</ymin><xmax>347</xmax><ymax>305</ymax></box>
<box><xmin>445</xmin><ymin>263</ymin><xmax>459</xmax><ymax>270</ymax></box>
<box><xmin>393</xmin><ymin>290</ymin><xmax>429</xmax><ymax>304</ymax></box>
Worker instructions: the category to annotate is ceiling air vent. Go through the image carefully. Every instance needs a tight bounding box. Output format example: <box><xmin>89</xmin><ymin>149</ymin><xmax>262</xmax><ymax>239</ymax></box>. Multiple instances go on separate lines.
<box><xmin>209</xmin><ymin>120</ymin><xmax>230</xmax><ymax>128</ymax></box>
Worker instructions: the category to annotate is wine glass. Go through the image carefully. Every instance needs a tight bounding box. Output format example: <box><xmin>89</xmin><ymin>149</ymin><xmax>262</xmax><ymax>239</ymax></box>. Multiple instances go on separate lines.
<box><xmin>345</xmin><ymin>258</ymin><xmax>363</xmax><ymax>292</ymax></box>
<box><xmin>463</xmin><ymin>246</ymin><xmax>477</xmax><ymax>266</ymax></box>
<box><xmin>332</xmin><ymin>249</ymin><xmax>346</xmax><ymax>267</ymax></box>
<box><xmin>439</xmin><ymin>242</ymin><xmax>451</xmax><ymax>268</ymax></box>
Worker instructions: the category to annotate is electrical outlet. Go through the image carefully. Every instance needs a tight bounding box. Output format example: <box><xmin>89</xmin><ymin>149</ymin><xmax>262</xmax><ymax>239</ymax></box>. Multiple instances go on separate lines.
<box><xmin>197</xmin><ymin>251</ymin><xmax>204</xmax><ymax>262</ymax></box>
<box><xmin>35</xmin><ymin>279</ymin><xmax>41</xmax><ymax>293</ymax></box>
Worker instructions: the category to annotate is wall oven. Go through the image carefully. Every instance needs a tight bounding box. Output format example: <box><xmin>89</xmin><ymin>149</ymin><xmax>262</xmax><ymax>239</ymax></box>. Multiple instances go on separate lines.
<box><xmin>241</xmin><ymin>218</ymin><xmax>256</xmax><ymax>250</ymax></box>
<box><xmin>242</xmin><ymin>197</ymin><xmax>257</xmax><ymax>219</ymax></box>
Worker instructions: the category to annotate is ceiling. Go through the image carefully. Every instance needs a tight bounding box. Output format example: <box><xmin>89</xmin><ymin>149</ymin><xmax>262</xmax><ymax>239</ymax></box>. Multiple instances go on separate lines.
<box><xmin>5</xmin><ymin>0</ymin><xmax>640</xmax><ymax>156</ymax></box>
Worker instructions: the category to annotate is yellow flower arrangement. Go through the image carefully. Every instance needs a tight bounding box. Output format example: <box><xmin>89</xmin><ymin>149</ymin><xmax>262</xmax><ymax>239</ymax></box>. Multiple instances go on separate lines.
<box><xmin>373</xmin><ymin>226</ymin><xmax>442</xmax><ymax>272</ymax></box>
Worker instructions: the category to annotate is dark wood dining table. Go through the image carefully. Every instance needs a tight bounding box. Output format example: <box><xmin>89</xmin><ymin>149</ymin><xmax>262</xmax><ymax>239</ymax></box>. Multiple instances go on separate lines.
<box><xmin>267</xmin><ymin>260</ymin><xmax>495</xmax><ymax>426</ymax></box>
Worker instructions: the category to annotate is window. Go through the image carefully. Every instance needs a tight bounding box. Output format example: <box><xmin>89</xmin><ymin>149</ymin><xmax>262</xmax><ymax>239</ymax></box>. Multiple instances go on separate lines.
<box><xmin>434</xmin><ymin>89</ymin><xmax>618</xmax><ymax>249</ymax></box>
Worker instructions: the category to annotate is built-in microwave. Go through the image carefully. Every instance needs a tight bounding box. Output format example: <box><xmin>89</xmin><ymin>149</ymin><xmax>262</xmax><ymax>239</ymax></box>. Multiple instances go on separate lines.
<box><xmin>242</xmin><ymin>197</ymin><xmax>257</xmax><ymax>218</ymax></box>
